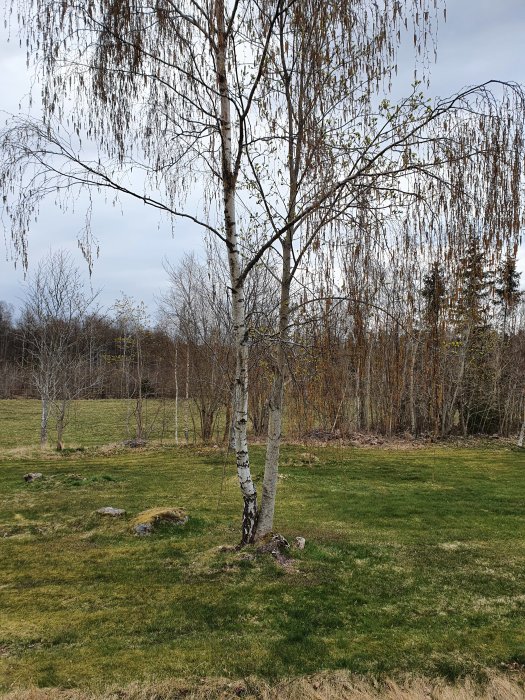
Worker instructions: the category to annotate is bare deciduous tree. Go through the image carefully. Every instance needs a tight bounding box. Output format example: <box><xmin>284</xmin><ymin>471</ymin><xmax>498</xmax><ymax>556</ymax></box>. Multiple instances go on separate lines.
<box><xmin>1</xmin><ymin>0</ymin><xmax>525</xmax><ymax>541</ymax></box>
<box><xmin>21</xmin><ymin>250</ymin><xmax>98</xmax><ymax>448</ymax></box>
<box><xmin>160</xmin><ymin>253</ymin><xmax>233</xmax><ymax>443</ymax></box>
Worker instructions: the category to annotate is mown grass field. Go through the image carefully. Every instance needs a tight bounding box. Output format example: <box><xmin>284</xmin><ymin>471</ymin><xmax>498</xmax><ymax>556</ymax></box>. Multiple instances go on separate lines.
<box><xmin>0</xmin><ymin>398</ymin><xmax>195</xmax><ymax>449</ymax></box>
<box><xmin>0</xmin><ymin>400</ymin><xmax>524</xmax><ymax>694</ymax></box>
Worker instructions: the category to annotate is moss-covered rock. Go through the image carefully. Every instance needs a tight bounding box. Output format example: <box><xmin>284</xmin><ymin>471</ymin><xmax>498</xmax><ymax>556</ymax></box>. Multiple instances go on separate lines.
<box><xmin>131</xmin><ymin>507</ymin><xmax>188</xmax><ymax>535</ymax></box>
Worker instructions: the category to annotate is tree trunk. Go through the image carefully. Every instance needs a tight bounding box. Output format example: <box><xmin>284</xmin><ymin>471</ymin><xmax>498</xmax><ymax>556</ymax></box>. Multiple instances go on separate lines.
<box><xmin>135</xmin><ymin>331</ymin><xmax>144</xmax><ymax>440</ymax></box>
<box><xmin>184</xmin><ymin>343</ymin><xmax>189</xmax><ymax>444</ymax></box>
<box><xmin>222</xmin><ymin>397</ymin><xmax>232</xmax><ymax>445</ymax></box>
<box><xmin>56</xmin><ymin>398</ymin><xmax>67</xmax><ymax>450</ymax></box>
<box><xmin>215</xmin><ymin>0</ymin><xmax>257</xmax><ymax>544</ymax></box>
<box><xmin>255</xmin><ymin>251</ymin><xmax>292</xmax><ymax>532</ymax></box>
<box><xmin>409</xmin><ymin>335</ymin><xmax>419</xmax><ymax>436</ymax></box>
<box><xmin>255</xmin><ymin>38</ymin><xmax>297</xmax><ymax>536</ymax></box>
<box><xmin>200</xmin><ymin>407</ymin><xmax>214</xmax><ymax>443</ymax></box>
<box><xmin>518</xmin><ymin>398</ymin><xmax>525</xmax><ymax>448</ymax></box>
<box><xmin>256</xmin><ymin>351</ymin><xmax>286</xmax><ymax>538</ymax></box>
<box><xmin>174</xmin><ymin>343</ymin><xmax>179</xmax><ymax>445</ymax></box>
<box><xmin>40</xmin><ymin>395</ymin><xmax>49</xmax><ymax>447</ymax></box>
<box><xmin>364</xmin><ymin>344</ymin><xmax>372</xmax><ymax>432</ymax></box>
<box><xmin>446</xmin><ymin>325</ymin><xmax>470</xmax><ymax>434</ymax></box>
<box><xmin>355</xmin><ymin>358</ymin><xmax>362</xmax><ymax>431</ymax></box>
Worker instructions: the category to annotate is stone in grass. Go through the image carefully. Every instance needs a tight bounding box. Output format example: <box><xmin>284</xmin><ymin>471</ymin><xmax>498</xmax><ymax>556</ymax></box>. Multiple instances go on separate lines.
<box><xmin>131</xmin><ymin>507</ymin><xmax>188</xmax><ymax>536</ymax></box>
<box><xmin>24</xmin><ymin>473</ymin><xmax>43</xmax><ymax>482</ymax></box>
<box><xmin>97</xmin><ymin>507</ymin><xmax>126</xmax><ymax>517</ymax></box>
<box><xmin>256</xmin><ymin>534</ymin><xmax>297</xmax><ymax>569</ymax></box>
<box><xmin>133</xmin><ymin>523</ymin><xmax>153</xmax><ymax>537</ymax></box>
<box><xmin>294</xmin><ymin>536</ymin><xmax>306</xmax><ymax>550</ymax></box>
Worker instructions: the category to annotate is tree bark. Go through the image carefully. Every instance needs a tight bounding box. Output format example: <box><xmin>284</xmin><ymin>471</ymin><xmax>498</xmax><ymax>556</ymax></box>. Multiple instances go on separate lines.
<box><xmin>364</xmin><ymin>343</ymin><xmax>372</xmax><ymax>432</ymax></box>
<box><xmin>446</xmin><ymin>325</ymin><xmax>470</xmax><ymax>434</ymax></box>
<box><xmin>409</xmin><ymin>334</ymin><xmax>419</xmax><ymax>436</ymax></box>
<box><xmin>255</xmin><ymin>18</ymin><xmax>296</xmax><ymax>538</ymax></box>
<box><xmin>184</xmin><ymin>343</ymin><xmax>189</xmax><ymax>444</ymax></box>
<box><xmin>40</xmin><ymin>395</ymin><xmax>49</xmax><ymax>447</ymax></box>
<box><xmin>256</xmin><ymin>334</ymin><xmax>287</xmax><ymax>538</ymax></box>
<box><xmin>518</xmin><ymin>397</ymin><xmax>525</xmax><ymax>448</ymax></box>
<box><xmin>174</xmin><ymin>343</ymin><xmax>179</xmax><ymax>445</ymax></box>
<box><xmin>215</xmin><ymin>0</ymin><xmax>257</xmax><ymax>544</ymax></box>
<box><xmin>56</xmin><ymin>397</ymin><xmax>67</xmax><ymax>449</ymax></box>
<box><xmin>135</xmin><ymin>331</ymin><xmax>144</xmax><ymax>440</ymax></box>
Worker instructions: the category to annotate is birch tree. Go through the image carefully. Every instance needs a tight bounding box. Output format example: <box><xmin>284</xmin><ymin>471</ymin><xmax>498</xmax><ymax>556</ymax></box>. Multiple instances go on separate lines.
<box><xmin>244</xmin><ymin>4</ymin><xmax>525</xmax><ymax>535</ymax></box>
<box><xmin>1</xmin><ymin>0</ymin><xmax>276</xmax><ymax>541</ymax></box>
<box><xmin>1</xmin><ymin>0</ymin><xmax>525</xmax><ymax>540</ymax></box>
<box><xmin>113</xmin><ymin>295</ymin><xmax>150</xmax><ymax>442</ymax></box>
<box><xmin>160</xmin><ymin>254</ymin><xmax>233</xmax><ymax>443</ymax></box>
<box><xmin>20</xmin><ymin>250</ymin><xmax>98</xmax><ymax>447</ymax></box>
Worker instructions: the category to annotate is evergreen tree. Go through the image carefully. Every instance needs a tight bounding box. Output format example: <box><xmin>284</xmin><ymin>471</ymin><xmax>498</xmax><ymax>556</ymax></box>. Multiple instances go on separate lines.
<box><xmin>422</xmin><ymin>261</ymin><xmax>446</xmax><ymax>434</ymax></box>
<box><xmin>451</xmin><ymin>235</ymin><xmax>496</xmax><ymax>433</ymax></box>
<box><xmin>494</xmin><ymin>254</ymin><xmax>523</xmax><ymax>337</ymax></box>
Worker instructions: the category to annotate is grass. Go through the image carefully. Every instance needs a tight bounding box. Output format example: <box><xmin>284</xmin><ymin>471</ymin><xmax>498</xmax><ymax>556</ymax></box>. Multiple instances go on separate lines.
<box><xmin>0</xmin><ymin>398</ymin><xmax>207</xmax><ymax>449</ymax></box>
<box><xmin>2</xmin><ymin>672</ymin><xmax>525</xmax><ymax>700</ymax></box>
<box><xmin>0</xmin><ymin>400</ymin><xmax>524</xmax><ymax>693</ymax></box>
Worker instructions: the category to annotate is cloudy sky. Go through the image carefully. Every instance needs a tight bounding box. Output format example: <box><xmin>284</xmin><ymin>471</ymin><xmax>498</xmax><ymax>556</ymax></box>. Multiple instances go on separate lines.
<box><xmin>1</xmin><ymin>0</ymin><xmax>524</xmax><ymax>317</ymax></box>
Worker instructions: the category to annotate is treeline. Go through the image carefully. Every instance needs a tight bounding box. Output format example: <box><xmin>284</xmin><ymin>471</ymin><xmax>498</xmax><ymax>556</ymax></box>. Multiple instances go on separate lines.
<box><xmin>1</xmin><ymin>243</ymin><xmax>524</xmax><ymax>444</ymax></box>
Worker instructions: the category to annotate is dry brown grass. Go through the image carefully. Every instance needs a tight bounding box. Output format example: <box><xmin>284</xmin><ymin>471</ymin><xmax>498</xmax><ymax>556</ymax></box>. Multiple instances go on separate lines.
<box><xmin>131</xmin><ymin>507</ymin><xmax>188</xmax><ymax>526</ymax></box>
<box><xmin>3</xmin><ymin>672</ymin><xmax>525</xmax><ymax>700</ymax></box>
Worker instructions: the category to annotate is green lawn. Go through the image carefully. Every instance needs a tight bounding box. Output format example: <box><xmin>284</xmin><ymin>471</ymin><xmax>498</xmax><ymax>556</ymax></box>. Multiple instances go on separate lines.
<box><xmin>0</xmin><ymin>401</ymin><xmax>524</xmax><ymax>690</ymax></box>
<box><xmin>0</xmin><ymin>398</ymin><xmax>208</xmax><ymax>448</ymax></box>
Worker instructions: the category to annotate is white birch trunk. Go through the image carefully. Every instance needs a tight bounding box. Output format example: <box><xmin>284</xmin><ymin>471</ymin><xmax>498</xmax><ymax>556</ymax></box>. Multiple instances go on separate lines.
<box><xmin>215</xmin><ymin>0</ymin><xmax>257</xmax><ymax>544</ymax></box>
<box><xmin>255</xmin><ymin>176</ymin><xmax>294</xmax><ymax>538</ymax></box>
<box><xmin>255</xmin><ymin>95</ymin><xmax>296</xmax><ymax>536</ymax></box>
<box><xmin>256</xmin><ymin>29</ymin><xmax>298</xmax><ymax>537</ymax></box>
<box><xmin>256</xmin><ymin>352</ymin><xmax>286</xmax><ymax>538</ymax></box>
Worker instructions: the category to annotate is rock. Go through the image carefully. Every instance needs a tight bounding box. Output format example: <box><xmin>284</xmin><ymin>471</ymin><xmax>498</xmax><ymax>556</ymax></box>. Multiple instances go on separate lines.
<box><xmin>294</xmin><ymin>536</ymin><xmax>306</xmax><ymax>550</ymax></box>
<box><xmin>131</xmin><ymin>507</ymin><xmax>188</xmax><ymax>535</ymax></box>
<box><xmin>133</xmin><ymin>523</ymin><xmax>153</xmax><ymax>536</ymax></box>
<box><xmin>97</xmin><ymin>507</ymin><xmax>126</xmax><ymax>517</ymax></box>
<box><xmin>24</xmin><ymin>473</ymin><xmax>43</xmax><ymax>482</ymax></box>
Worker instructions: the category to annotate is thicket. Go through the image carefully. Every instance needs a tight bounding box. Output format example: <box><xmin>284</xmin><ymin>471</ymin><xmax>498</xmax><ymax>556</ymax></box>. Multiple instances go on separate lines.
<box><xmin>1</xmin><ymin>244</ymin><xmax>523</xmax><ymax>442</ymax></box>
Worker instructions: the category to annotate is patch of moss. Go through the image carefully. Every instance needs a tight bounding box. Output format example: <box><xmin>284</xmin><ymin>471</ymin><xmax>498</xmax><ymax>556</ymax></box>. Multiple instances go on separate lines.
<box><xmin>132</xmin><ymin>507</ymin><xmax>188</xmax><ymax>527</ymax></box>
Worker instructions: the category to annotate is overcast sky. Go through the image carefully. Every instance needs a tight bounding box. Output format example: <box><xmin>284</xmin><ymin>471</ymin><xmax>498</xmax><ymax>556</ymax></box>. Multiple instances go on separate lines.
<box><xmin>1</xmin><ymin>0</ymin><xmax>524</xmax><ymax>318</ymax></box>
